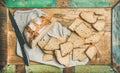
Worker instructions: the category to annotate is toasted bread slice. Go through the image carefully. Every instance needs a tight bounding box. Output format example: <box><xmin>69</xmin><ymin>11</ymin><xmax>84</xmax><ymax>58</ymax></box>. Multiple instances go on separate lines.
<box><xmin>86</xmin><ymin>46</ymin><xmax>97</xmax><ymax>60</ymax></box>
<box><xmin>75</xmin><ymin>23</ymin><xmax>92</xmax><ymax>38</ymax></box>
<box><xmin>85</xmin><ymin>33</ymin><xmax>101</xmax><ymax>44</ymax></box>
<box><xmin>44</xmin><ymin>37</ymin><xmax>66</xmax><ymax>51</ymax></box>
<box><xmin>80</xmin><ymin>11</ymin><xmax>97</xmax><ymax>24</ymax></box>
<box><xmin>42</xmin><ymin>54</ymin><xmax>53</xmax><ymax>62</ymax></box>
<box><xmin>73</xmin><ymin>48</ymin><xmax>87</xmax><ymax>61</ymax></box>
<box><xmin>69</xmin><ymin>18</ymin><xmax>82</xmax><ymax>31</ymax></box>
<box><xmin>93</xmin><ymin>20</ymin><xmax>105</xmax><ymax>31</ymax></box>
<box><xmin>68</xmin><ymin>33</ymin><xmax>84</xmax><ymax>48</ymax></box>
<box><xmin>55</xmin><ymin>50</ymin><xmax>70</xmax><ymax>67</ymax></box>
<box><xmin>60</xmin><ymin>42</ymin><xmax>73</xmax><ymax>57</ymax></box>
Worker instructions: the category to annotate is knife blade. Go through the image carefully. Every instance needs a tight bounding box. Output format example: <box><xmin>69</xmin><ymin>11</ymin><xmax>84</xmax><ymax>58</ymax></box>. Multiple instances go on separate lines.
<box><xmin>9</xmin><ymin>10</ymin><xmax>29</xmax><ymax>66</ymax></box>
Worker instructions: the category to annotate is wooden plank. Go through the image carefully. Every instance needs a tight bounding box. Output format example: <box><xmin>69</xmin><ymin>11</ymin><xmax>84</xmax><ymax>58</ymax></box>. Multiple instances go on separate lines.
<box><xmin>57</xmin><ymin>0</ymin><xmax>70</xmax><ymax>7</ymax></box>
<box><xmin>0</xmin><ymin>6</ymin><xmax>7</xmax><ymax>66</ymax></box>
<box><xmin>15</xmin><ymin>64</ymin><xmax>26</xmax><ymax>73</ymax></box>
<box><xmin>63</xmin><ymin>67</ymin><xmax>75</xmax><ymax>73</ymax></box>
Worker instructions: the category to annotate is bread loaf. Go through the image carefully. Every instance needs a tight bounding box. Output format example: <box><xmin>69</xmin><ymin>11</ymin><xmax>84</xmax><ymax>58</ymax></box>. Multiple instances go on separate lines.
<box><xmin>24</xmin><ymin>16</ymin><xmax>54</xmax><ymax>48</ymax></box>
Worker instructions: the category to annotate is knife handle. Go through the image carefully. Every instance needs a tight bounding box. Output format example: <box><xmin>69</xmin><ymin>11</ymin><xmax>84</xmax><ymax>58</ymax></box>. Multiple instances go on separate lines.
<box><xmin>20</xmin><ymin>45</ymin><xmax>30</xmax><ymax>66</ymax></box>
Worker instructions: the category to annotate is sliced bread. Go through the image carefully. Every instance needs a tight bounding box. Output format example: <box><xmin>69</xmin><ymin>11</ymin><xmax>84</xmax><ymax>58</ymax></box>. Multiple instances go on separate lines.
<box><xmin>68</xmin><ymin>33</ymin><xmax>84</xmax><ymax>48</ymax></box>
<box><xmin>60</xmin><ymin>42</ymin><xmax>73</xmax><ymax>57</ymax></box>
<box><xmin>80</xmin><ymin>11</ymin><xmax>97</xmax><ymax>24</ymax></box>
<box><xmin>75</xmin><ymin>22</ymin><xmax>93</xmax><ymax>38</ymax></box>
<box><xmin>55</xmin><ymin>50</ymin><xmax>70</xmax><ymax>67</ymax></box>
<box><xmin>42</xmin><ymin>54</ymin><xmax>53</xmax><ymax>62</ymax></box>
<box><xmin>93</xmin><ymin>20</ymin><xmax>105</xmax><ymax>31</ymax></box>
<box><xmin>73</xmin><ymin>48</ymin><xmax>87</xmax><ymax>61</ymax></box>
<box><xmin>86</xmin><ymin>46</ymin><xmax>97</xmax><ymax>60</ymax></box>
<box><xmin>69</xmin><ymin>18</ymin><xmax>82</xmax><ymax>31</ymax></box>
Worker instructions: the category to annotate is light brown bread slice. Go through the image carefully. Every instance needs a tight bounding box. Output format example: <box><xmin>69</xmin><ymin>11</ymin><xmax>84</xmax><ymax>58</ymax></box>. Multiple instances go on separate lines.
<box><xmin>73</xmin><ymin>48</ymin><xmax>87</xmax><ymax>61</ymax></box>
<box><xmin>93</xmin><ymin>20</ymin><xmax>105</xmax><ymax>31</ymax></box>
<box><xmin>94</xmin><ymin>9</ymin><xmax>105</xmax><ymax>15</ymax></box>
<box><xmin>86</xmin><ymin>46</ymin><xmax>97</xmax><ymax>60</ymax></box>
<box><xmin>60</xmin><ymin>42</ymin><xmax>73</xmax><ymax>57</ymax></box>
<box><xmin>80</xmin><ymin>11</ymin><xmax>97</xmax><ymax>24</ymax></box>
<box><xmin>85</xmin><ymin>33</ymin><xmax>102</xmax><ymax>44</ymax></box>
<box><xmin>68</xmin><ymin>33</ymin><xmax>84</xmax><ymax>48</ymax></box>
<box><xmin>38</xmin><ymin>41</ymin><xmax>48</xmax><ymax>49</ymax></box>
<box><xmin>43</xmin><ymin>50</ymin><xmax>53</xmax><ymax>54</ymax></box>
<box><xmin>75</xmin><ymin>22</ymin><xmax>93</xmax><ymax>38</ymax></box>
<box><xmin>55</xmin><ymin>50</ymin><xmax>70</xmax><ymax>67</ymax></box>
<box><xmin>42</xmin><ymin>54</ymin><xmax>53</xmax><ymax>62</ymax></box>
<box><xmin>44</xmin><ymin>37</ymin><xmax>66</xmax><ymax>51</ymax></box>
<box><xmin>69</xmin><ymin>18</ymin><xmax>82</xmax><ymax>31</ymax></box>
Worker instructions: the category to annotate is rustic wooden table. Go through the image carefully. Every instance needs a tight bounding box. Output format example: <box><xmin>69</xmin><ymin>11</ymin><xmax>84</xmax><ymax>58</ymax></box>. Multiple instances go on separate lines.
<box><xmin>1</xmin><ymin>0</ymin><xmax>119</xmax><ymax>73</ymax></box>
<box><xmin>7</xmin><ymin>8</ymin><xmax>111</xmax><ymax>73</ymax></box>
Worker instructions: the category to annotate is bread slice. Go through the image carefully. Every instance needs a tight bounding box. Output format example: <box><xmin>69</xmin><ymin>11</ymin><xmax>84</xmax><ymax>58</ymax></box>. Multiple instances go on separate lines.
<box><xmin>86</xmin><ymin>46</ymin><xmax>97</xmax><ymax>60</ymax></box>
<box><xmin>60</xmin><ymin>42</ymin><xmax>73</xmax><ymax>57</ymax></box>
<box><xmin>93</xmin><ymin>20</ymin><xmax>105</xmax><ymax>31</ymax></box>
<box><xmin>43</xmin><ymin>50</ymin><xmax>53</xmax><ymax>54</ymax></box>
<box><xmin>42</xmin><ymin>54</ymin><xmax>53</xmax><ymax>62</ymax></box>
<box><xmin>85</xmin><ymin>33</ymin><xmax>101</xmax><ymax>44</ymax></box>
<box><xmin>44</xmin><ymin>37</ymin><xmax>59</xmax><ymax>50</ymax></box>
<box><xmin>44</xmin><ymin>37</ymin><xmax>66</xmax><ymax>51</ymax></box>
<box><xmin>68</xmin><ymin>33</ymin><xmax>84</xmax><ymax>48</ymax></box>
<box><xmin>69</xmin><ymin>18</ymin><xmax>82</xmax><ymax>31</ymax></box>
<box><xmin>55</xmin><ymin>50</ymin><xmax>70</xmax><ymax>67</ymax></box>
<box><xmin>73</xmin><ymin>48</ymin><xmax>87</xmax><ymax>61</ymax></box>
<box><xmin>80</xmin><ymin>11</ymin><xmax>97</xmax><ymax>24</ymax></box>
<box><xmin>38</xmin><ymin>41</ymin><xmax>48</xmax><ymax>49</ymax></box>
<box><xmin>75</xmin><ymin>22</ymin><xmax>92</xmax><ymax>38</ymax></box>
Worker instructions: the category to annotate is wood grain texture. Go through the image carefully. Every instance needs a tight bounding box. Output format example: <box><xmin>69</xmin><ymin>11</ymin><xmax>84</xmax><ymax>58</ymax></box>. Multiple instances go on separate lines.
<box><xmin>15</xmin><ymin>64</ymin><xmax>26</xmax><ymax>73</ymax></box>
<box><xmin>57</xmin><ymin>0</ymin><xmax>70</xmax><ymax>7</ymax></box>
<box><xmin>63</xmin><ymin>67</ymin><xmax>75</xmax><ymax>73</ymax></box>
<box><xmin>0</xmin><ymin>7</ymin><xmax>7</xmax><ymax>66</ymax></box>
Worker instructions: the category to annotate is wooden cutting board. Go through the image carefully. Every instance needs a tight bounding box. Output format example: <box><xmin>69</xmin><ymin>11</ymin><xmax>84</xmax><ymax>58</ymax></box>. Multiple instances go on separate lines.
<box><xmin>7</xmin><ymin>8</ymin><xmax>111</xmax><ymax>65</ymax></box>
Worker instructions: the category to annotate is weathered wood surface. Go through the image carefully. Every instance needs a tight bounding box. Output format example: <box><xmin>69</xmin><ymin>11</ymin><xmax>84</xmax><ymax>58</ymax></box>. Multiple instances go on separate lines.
<box><xmin>0</xmin><ymin>6</ymin><xmax>7</xmax><ymax>66</ymax></box>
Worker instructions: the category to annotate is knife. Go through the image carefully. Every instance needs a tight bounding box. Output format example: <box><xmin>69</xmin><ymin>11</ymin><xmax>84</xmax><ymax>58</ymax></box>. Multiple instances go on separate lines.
<box><xmin>9</xmin><ymin>10</ymin><xmax>29</xmax><ymax>66</ymax></box>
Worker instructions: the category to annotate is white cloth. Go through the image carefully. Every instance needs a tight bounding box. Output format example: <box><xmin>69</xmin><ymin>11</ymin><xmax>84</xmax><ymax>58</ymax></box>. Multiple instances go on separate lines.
<box><xmin>14</xmin><ymin>9</ymin><xmax>89</xmax><ymax>68</ymax></box>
